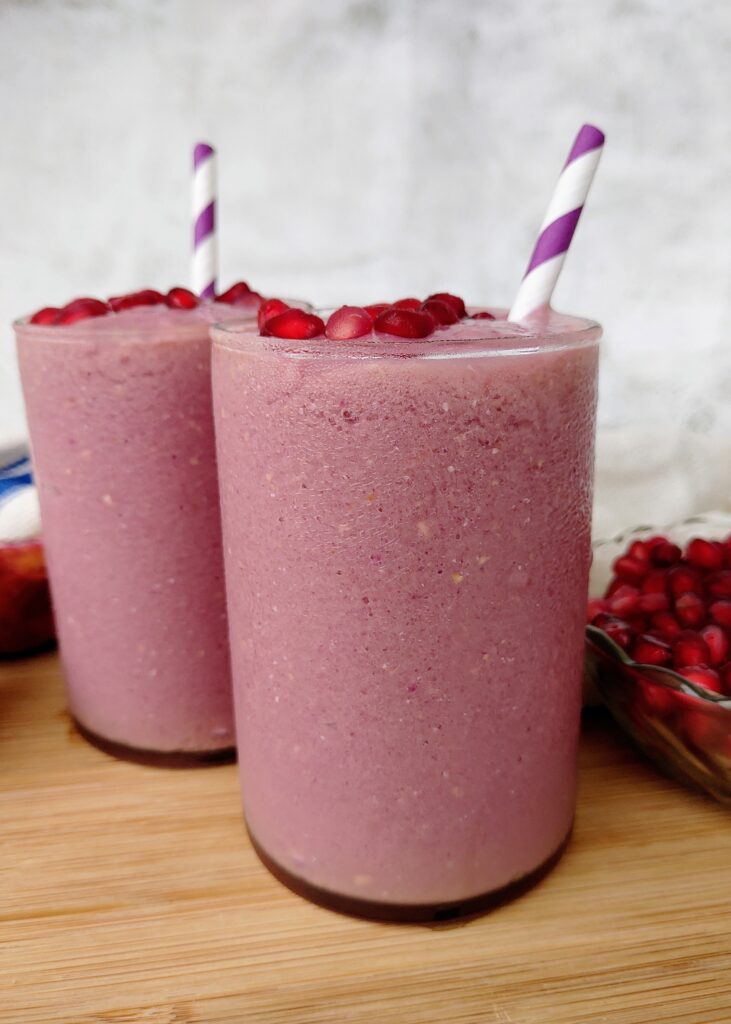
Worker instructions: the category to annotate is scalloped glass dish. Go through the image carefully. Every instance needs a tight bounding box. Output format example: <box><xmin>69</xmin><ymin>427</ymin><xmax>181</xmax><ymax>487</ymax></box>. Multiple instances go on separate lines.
<box><xmin>586</xmin><ymin>512</ymin><xmax>731</xmax><ymax>804</ymax></box>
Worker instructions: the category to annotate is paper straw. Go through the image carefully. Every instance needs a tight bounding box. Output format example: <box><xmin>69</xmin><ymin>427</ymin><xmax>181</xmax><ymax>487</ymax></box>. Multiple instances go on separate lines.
<box><xmin>192</xmin><ymin>142</ymin><xmax>217</xmax><ymax>300</ymax></box>
<box><xmin>508</xmin><ymin>124</ymin><xmax>605</xmax><ymax>322</ymax></box>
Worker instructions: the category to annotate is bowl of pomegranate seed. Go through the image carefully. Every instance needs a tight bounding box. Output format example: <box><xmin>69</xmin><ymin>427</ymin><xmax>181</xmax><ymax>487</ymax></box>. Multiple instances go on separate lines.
<box><xmin>586</xmin><ymin>513</ymin><xmax>731</xmax><ymax>804</ymax></box>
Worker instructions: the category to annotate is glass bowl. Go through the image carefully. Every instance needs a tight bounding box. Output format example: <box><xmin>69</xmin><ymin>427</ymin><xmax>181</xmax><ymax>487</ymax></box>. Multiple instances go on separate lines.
<box><xmin>0</xmin><ymin>539</ymin><xmax>55</xmax><ymax>656</ymax></box>
<box><xmin>585</xmin><ymin>512</ymin><xmax>731</xmax><ymax>804</ymax></box>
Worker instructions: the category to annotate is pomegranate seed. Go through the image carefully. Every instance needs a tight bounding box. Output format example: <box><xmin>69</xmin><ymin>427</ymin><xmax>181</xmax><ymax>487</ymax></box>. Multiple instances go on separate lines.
<box><xmin>641</xmin><ymin>569</ymin><xmax>669</xmax><ymax>595</ymax></box>
<box><xmin>261</xmin><ymin>309</ymin><xmax>325</xmax><ymax>340</ymax></box>
<box><xmin>607</xmin><ymin>584</ymin><xmax>641</xmax><ymax>617</ymax></box>
<box><xmin>591</xmin><ymin>613</ymin><xmax>633</xmax><ymax>650</ymax></box>
<box><xmin>604</xmin><ymin>578</ymin><xmax>626</xmax><ymax>599</ymax></box>
<box><xmin>709</xmin><ymin>600</ymin><xmax>731</xmax><ymax>628</ymax></box>
<box><xmin>638</xmin><ymin>678</ymin><xmax>677</xmax><ymax>718</ymax></box>
<box><xmin>677</xmin><ymin>665</ymin><xmax>723</xmax><ymax>694</ymax></box>
<box><xmin>166</xmin><ymin>287</ymin><xmax>198</xmax><ymax>309</ymax></box>
<box><xmin>29</xmin><ymin>306</ymin><xmax>61</xmax><ymax>325</ymax></box>
<box><xmin>650</xmin><ymin>610</ymin><xmax>682</xmax><ymax>641</ymax></box>
<box><xmin>612</xmin><ymin>555</ymin><xmax>648</xmax><ymax>585</ymax></box>
<box><xmin>55</xmin><ymin>298</ymin><xmax>110</xmax><ymax>324</ymax></box>
<box><xmin>722</xmin><ymin>537</ymin><xmax>731</xmax><ymax>569</ymax></box>
<box><xmin>218</xmin><ymin>282</ymin><xmax>253</xmax><ymax>304</ymax></box>
<box><xmin>631</xmin><ymin>633</ymin><xmax>672</xmax><ymax>666</ymax></box>
<box><xmin>668</xmin><ymin>565</ymin><xmax>704</xmax><ymax>598</ymax></box>
<box><xmin>365</xmin><ymin>303</ymin><xmax>390</xmax><ymax>317</ymax></box>
<box><xmin>392</xmin><ymin>298</ymin><xmax>422</xmax><ymax>311</ymax></box>
<box><xmin>425</xmin><ymin>292</ymin><xmax>467</xmax><ymax>318</ymax></box>
<box><xmin>374</xmin><ymin>308</ymin><xmax>435</xmax><ymax>339</ymax></box>
<box><xmin>644</xmin><ymin>535</ymin><xmax>671</xmax><ymax>549</ymax></box>
<box><xmin>674</xmin><ymin>591</ymin><xmax>706</xmax><ymax>628</ymax></box>
<box><xmin>720</xmin><ymin>662</ymin><xmax>731</xmax><ymax>693</ymax></box>
<box><xmin>471</xmin><ymin>311</ymin><xmax>496</xmax><ymax>320</ymax></box>
<box><xmin>108</xmin><ymin>289</ymin><xmax>164</xmax><ymax>312</ymax></box>
<box><xmin>638</xmin><ymin>591</ymin><xmax>669</xmax><ymax>614</ymax></box>
<box><xmin>685</xmin><ymin>537</ymin><xmax>724</xmax><ymax>571</ymax></box>
<box><xmin>257</xmin><ymin>299</ymin><xmax>290</xmax><ymax>330</ymax></box>
<box><xmin>325</xmin><ymin>306</ymin><xmax>374</xmax><ymax>341</ymax></box>
<box><xmin>421</xmin><ymin>299</ymin><xmax>460</xmax><ymax>326</ymax></box>
<box><xmin>699</xmin><ymin>625</ymin><xmax>730</xmax><ymax>666</ymax></box>
<box><xmin>673</xmin><ymin>630</ymin><xmax>710</xmax><ymax>668</ymax></box>
<box><xmin>707</xmin><ymin>571</ymin><xmax>731</xmax><ymax>599</ymax></box>
<box><xmin>627</xmin><ymin>540</ymin><xmax>651</xmax><ymax>565</ymax></box>
<box><xmin>587</xmin><ymin>598</ymin><xmax>608</xmax><ymax>622</ymax></box>
<box><xmin>650</xmin><ymin>541</ymin><xmax>682</xmax><ymax>567</ymax></box>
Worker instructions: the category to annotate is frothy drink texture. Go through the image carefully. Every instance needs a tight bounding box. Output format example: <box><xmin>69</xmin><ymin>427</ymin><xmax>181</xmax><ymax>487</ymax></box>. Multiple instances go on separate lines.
<box><xmin>16</xmin><ymin>300</ymin><xmax>258</xmax><ymax>757</ymax></box>
<box><xmin>212</xmin><ymin>308</ymin><xmax>600</xmax><ymax>910</ymax></box>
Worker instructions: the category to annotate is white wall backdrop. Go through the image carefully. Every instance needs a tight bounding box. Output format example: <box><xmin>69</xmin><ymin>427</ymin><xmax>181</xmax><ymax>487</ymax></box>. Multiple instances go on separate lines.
<box><xmin>1</xmin><ymin>0</ymin><xmax>730</xmax><ymax>536</ymax></box>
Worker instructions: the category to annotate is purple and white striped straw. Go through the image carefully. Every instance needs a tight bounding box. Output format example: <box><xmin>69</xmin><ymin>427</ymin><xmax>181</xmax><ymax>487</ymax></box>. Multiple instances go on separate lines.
<box><xmin>508</xmin><ymin>124</ymin><xmax>605</xmax><ymax>322</ymax></box>
<box><xmin>192</xmin><ymin>142</ymin><xmax>217</xmax><ymax>300</ymax></box>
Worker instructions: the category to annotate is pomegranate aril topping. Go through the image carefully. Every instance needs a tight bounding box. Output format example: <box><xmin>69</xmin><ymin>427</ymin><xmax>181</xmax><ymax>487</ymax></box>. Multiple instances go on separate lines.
<box><xmin>261</xmin><ymin>308</ymin><xmax>325</xmax><ymax>340</ymax></box>
<box><xmin>699</xmin><ymin>625</ymin><xmax>730</xmax><ymax>666</ymax></box>
<box><xmin>29</xmin><ymin>306</ymin><xmax>61</xmax><ymax>325</ymax></box>
<box><xmin>707</xmin><ymin>570</ymin><xmax>731</xmax><ymax>599</ymax></box>
<box><xmin>612</xmin><ymin>555</ymin><xmax>648</xmax><ymax>585</ymax></box>
<box><xmin>421</xmin><ymin>299</ymin><xmax>459</xmax><ymax>326</ymax></box>
<box><xmin>650</xmin><ymin>610</ymin><xmax>682</xmax><ymax>641</ymax></box>
<box><xmin>673</xmin><ymin>630</ymin><xmax>710</xmax><ymax>668</ymax></box>
<box><xmin>471</xmin><ymin>311</ymin><xmax>496</xmax><ymax>320</ymax></box>
<box><xmin>258</xmin><ymin>299</ymin><xmax>290</xmax><ymax>330</ymax></box>
<box><xmin>641</xmin><ymin>569</ymin><xmax>669</xmax><ymax>595</ymax></box>
<box><xmin>374</xmin><ymin>308</ymin><xmax>435</xmax><ymax>339</ymax></box>
<box><xmin>166</xmin><ymin>287</ymin><xmax>198</xmax><ymax>309</ymax></box>
<box><xmin>638</xmin><ymin>591</ymin><xmax>669</xmax><ymax>614</ymax></box>
<box><xmin>392</xmin><ymin>298</ymin><xmax>422</xmax><ymax>311</ymax></box>
<box><xmin>108</xmin><ymin>290</ymin><xmax>164</xmax><ymax>312</ymax></box>
<box><xmin>587</xmin><ymin>598</ymin><xmax>608</xmax><ymax>622</ymax></box>
<box><xmin>631</xmin><ymin>633</ymin><xmax>672</xmax><ymax>666</ymax></box>
<box><xmin>607</xmin><ymin>584</ymin><xmax>641</xmax><ymax>617</ymax></box>
<box><xmin>678</xmin><ymin>665</ymin><xmax>722</xmax><ymax>694</ymax></box>
<box><xmin>54</xmin><ymin>298</ymin><xmax>110</xmax><ymax>324</ymax></box>
<box><xmin>709</xmin><ymin>600</ymin><xmax>731</xmax><ymax>628</ymax></box>
<box><xmin>592</xmin><ymin>613</ymin><xmax>633</xmax><ymax>650</ymax></box>
<box><xmin>325</xmin><ymin>306</ymin><xmax>374</xmax><ymax>341</ymax></box>
<box><xmin>685</xmin><ymin>537</ymin><xmax>724</xmax><ymax>571</ymax></box>
<box><xmin>364</xmin><ymin>303</ymin><xmax>390</xmax><ymax>317</ymax></box>
<box><xmin>668</xmin><ymin>565</ymin><xmax>704</xmax><ymax>598</ymax></box>
<box><xmin>650</xmin><ymin>541</ymin><xmax>682</xmax><ymax>567</ymax></box>
<box><xmin>218</xmin><ymin>281</ymin><xmax>253</xmax><ymax>304</ymax></box>
<box><xmin>674</xmin><ymin>591</ymin><xmax>706</xmax><ymax>628</ymax></box>
<box><xmin>425</xmin><ymin>292</ymin><xmax>467</xmax><ymax>318</ymax></box>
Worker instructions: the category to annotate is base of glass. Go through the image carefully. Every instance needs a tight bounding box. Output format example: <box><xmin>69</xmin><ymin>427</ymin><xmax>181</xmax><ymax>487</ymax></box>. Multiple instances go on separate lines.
<box><xmin>248</xmin><ymin>823</ymin><xmax>573</xmax><ymax>923</ymax></box>
<box><xmin>73</xmin><ymin>716</ymin><xmax>236</xmax><ymax>769</ymax></box>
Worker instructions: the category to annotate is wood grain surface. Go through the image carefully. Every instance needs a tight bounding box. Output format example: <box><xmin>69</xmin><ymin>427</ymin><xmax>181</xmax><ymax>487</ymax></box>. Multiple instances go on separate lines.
<box><xmin>2</xmin><ymin>653</ymin><xmax>730</xmax><ymax>1024</ymax></box>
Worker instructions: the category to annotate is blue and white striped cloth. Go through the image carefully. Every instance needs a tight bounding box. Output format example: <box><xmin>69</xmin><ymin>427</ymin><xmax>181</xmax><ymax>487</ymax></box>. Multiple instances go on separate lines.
<box><xmin>0</xmin><ymin>440</ymin><xmax>41</xmax><ymax>542</ymax></box>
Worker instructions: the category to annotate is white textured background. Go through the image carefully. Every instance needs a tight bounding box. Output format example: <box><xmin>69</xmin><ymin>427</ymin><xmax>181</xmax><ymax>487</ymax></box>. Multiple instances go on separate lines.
<box><xmin>1</xmin><ymin>0</ymin><xmax>730</xmax><ymax>536</ymax></box>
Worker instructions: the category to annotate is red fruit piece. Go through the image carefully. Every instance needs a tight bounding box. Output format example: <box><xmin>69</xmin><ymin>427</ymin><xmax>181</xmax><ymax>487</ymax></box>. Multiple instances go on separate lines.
<box><xmin>258</xmin><ymin>298</ymin><xmax>290</xmax><ymax>330</ymax></box>
<box><xmin>587</xmin><ymin>597</ymin><xmax>608</xmax><ymax>622</ymax></box>
<box><xmin>365</xmin><ymin>303</ymin><xmax>390</xmax><ymax>317</ymax></box>
<box><xmin>638</xmin><ymin>591</ymin><xmax>669</xmax><ymax>614</ymax></box>
<box><xmin>650</xmin><ymin>541</ymin><xmax>682</xmax><ymax>567</ymax></box>
<box><xmin>668</xmin><ymin>565</ymin><xmax>704</xmax><ymax>598</ymax></box>
<box><xmin>650</xmin><ymin>610</ymin><xmax>682</xmax><ymax>641</ymax></box>
<box><xmin>720</xmin><ymin>662</ymin><xmax>731</xmax><ymax>693</ymax></box>
<box><xmin>471</xmin><ymin>311</ymin><xmax>496</xmax><ymax>320</ymax></box>
<box><xmin>612</xmin><ymin>555</ymin><xmax>647</xmax><ymax>585</ymax></box>
<box><xmin>325</xmin><ymin>306</ymin><xmax>374</xmax><ymax>341</ymax></box>
<box><xmin>55</xmin><ymin>297</ymin><xmax>110</xmax><ymax>324</ymax></box>
<box><xmin>218</xmin><ymin>281</ymin><xmax>253</xmax><ymax>304</ymax></box>
<box><xmin>707</xmin><ymin>571</ymin><xmax>731</xmax><ymax>599</ymax></box>
<box><xmin>392</xmin><ymin>298</ymin><xmax>422</xmax><ymax>311</ymax></box>
<box><xmin>674</xmin><ymin>591</ymin><xmax>706</xmax><ymax>628</ymax></box>
<box><xmin>699</xmin><ymin>625</ymin><xmax>730</xmax><ymax>666</ymax></box>
<box><xmin>29</xmin><ymin>306</ymin><xmax>61</xmax><ymax>325</ymax></box>
<box><xmin>673</xmin><ymin>630</ymin><xmax>710</xmax><ymax>668</ymax></box>
<box><xmin>677</xmin><ymin>665</ymin><xmax>723</xmax><ymax>694</ymax></box>
<box><xmin>426</xmin><ymin>292</ymin><xmax>467</xmax><ymax>318</ymax></box>
<box><xmin>641</xmin><ymin>569</ymin><xmax>669</xmax><ymax>595</ymax></box>
<box><xmin>631</xmin><ymin>633</ymin><xmax>672</xmax><ymax>666</ymax></box>
<box><xmin>261</xmin><ymin>309</ymin><xmax>325</xmax><ymax>340</ymax></box>
<box><xmin>166</xmin><ymin>287</ymin><xmax>198</xmax><ymax>309</ymax></box>
<box><xmin>374</xmin><ymin>308</ymin><xmax>435</xmax><ymax>339</ymax></box>
<box><xmin>591</xmin><ymin>613</ymin><xmax>634</xmax><ymax>650</ymax></box>
<box><xmin>627</xmin><ymin>540</ymin><xmax>651</xmax><ymax>565</ymax></box>
<box><xmin>108</xmin><ymin>289</ymin><xmax>165</xmax><ymax>312</ymax></box>
<box><xmin>421</xmin><ymin>299</ymin><xmax>459</xmax><ymax>326</ymax></box>
<box><xmin>607</xmin><ymin>584</ymin><xmax>641</xmax><ymax>617</ymax></box>
<box><xmin>709</xmin><ymin>600</ymin><xmax>731</xmax><ymax>628</ymax></box>
<box><xmin>685</xmin><ymin>537</ymin><xmax>724</xmax><ymax>572</ymax></box>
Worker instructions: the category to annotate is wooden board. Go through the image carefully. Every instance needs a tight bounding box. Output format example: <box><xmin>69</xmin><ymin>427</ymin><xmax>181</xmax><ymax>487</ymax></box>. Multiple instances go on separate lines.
<box><xmin>2</xmin><ymin>653</ymin><xmax>730</xmax><ymax>1024</ymax></box>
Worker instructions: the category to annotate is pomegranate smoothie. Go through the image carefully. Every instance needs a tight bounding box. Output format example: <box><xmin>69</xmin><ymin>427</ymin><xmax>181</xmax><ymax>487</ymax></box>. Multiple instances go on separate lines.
<box><xmin>16</xmin><ymin>285</ymin><xmax>262</xmax><ymax>763</ymax></box>
<box><xmin>212</xmin><ymin>296</ymin><xmax>600</xmax><ymax>918</ymax></box>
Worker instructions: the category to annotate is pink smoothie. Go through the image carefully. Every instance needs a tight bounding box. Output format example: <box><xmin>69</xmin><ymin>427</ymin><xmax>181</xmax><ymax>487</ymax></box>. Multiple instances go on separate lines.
<box><xmin>16</xmin><ymin>300</ymin><xmax>259</xmax><ymax>759</ymax></box>
<box><xmin>212</xmin><ymin>309</ymin><xmax>600</xmax><ymax>910</ymax></box>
